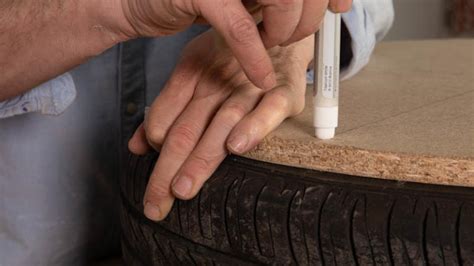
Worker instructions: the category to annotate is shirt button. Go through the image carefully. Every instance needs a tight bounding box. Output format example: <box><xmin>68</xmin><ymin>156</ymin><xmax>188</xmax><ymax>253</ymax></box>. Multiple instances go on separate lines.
<box><xmin>126</xmin><ymin>102</ymin><xmax>138</xmax><ymax>115</ymax></box>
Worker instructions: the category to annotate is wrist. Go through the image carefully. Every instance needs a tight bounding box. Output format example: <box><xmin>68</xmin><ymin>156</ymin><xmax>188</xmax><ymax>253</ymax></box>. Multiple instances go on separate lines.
<box><xmin>86</xmin><ymin>0</ymin><xmax>137</xmax><ymax>43</ymax></box>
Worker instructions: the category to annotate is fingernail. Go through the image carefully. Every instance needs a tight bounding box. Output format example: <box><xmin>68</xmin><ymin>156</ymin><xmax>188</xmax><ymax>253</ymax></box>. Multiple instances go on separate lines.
<box><xmin>228</xmin><ymin>134</ymin><xmax>249</xmax><ymax>154</ymax></box>
<box><xmin>144</xmin><ymin>202</ymin><xmax>162</xmax><ymax>221</ymax></box>
<box><xmin>172</xmin><ymin>175</ymin><xmax>193</xmax><ymax>198</ymax></box>
<box><xmin>262</xmin><ymin>72</ymin><xmax>276</xmax><ymax>90</ymax></box>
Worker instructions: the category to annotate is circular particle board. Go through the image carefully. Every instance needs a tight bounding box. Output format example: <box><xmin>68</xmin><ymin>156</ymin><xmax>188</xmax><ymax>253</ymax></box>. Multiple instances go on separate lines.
<box><xmin>244</xmin><ymin>39</ymin><xmax>474</xmax><ymax>187</ymax></box>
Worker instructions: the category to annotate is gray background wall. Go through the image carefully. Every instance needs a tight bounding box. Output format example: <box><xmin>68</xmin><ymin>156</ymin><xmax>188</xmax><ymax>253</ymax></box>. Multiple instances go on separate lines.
<box><xmin>384</xmin><ymin>0</ymin><xmax>471</xmax><ymax>40</ymax></box>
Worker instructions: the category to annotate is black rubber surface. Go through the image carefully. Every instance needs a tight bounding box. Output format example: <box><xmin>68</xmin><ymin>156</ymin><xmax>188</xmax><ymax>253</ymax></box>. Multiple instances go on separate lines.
<box><xmin>120</xmin><ymin>153</ymin><xmax>474</xmax><ymax>265</ymax></box>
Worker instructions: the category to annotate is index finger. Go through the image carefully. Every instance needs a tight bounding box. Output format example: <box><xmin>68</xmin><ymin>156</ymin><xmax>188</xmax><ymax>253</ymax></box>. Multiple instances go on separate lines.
<box><xmin>198</xmin><ymin>0</ymin><xmax>276</xmax><ymax>90</ymax></box>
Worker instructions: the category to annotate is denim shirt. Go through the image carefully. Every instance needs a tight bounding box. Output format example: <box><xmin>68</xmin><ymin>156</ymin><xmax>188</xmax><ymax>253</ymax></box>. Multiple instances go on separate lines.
<box><xmin>0</xmin><ymin>26</ymin><xmax>210</xmax><ymax>266</ymax></box>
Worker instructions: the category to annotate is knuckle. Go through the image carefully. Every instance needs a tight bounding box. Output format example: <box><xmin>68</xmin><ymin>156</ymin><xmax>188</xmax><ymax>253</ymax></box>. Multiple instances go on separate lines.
<box><xmin>191</xmin><ymin>154</ymin><xmax>212</xmax><ymax>172</ymax></box>
<box><xmin>268</xmin><ymin>90</ymin><xmax>291</xmax><ymax>113</ymax></box>
<box><xmin>146</xmin><ymin>125</ymin><xmax>166</xmax><ymax>146</ymax></box>
<box><xmin>189</xmin><ymin>153</ymin><xmax>219</xmax><ymax>173</ymax></box>
<box><xmin>166</xmin><ymin>80</ymin><xmax>191</xmax><ymax>100</ymax></box>
<box><xmin>169</xmin><ymin>72</ymin><xmax>188</xmax><ymax>89</ymax></box>
<box><xmin>252</xmin><ymin>114</ymin><xmax>269</xmax><ymax>130</ymax></box>
<box><xmin>228</xmin><ymin>16</ymin><xmax>257</xmax><ymax>45</ymax></box>
<box><xmin>164</xmin><ymin>73</ymin><xmax>193</xmax><ymax>100</ymax></box>
<box><xmin>147</xmin><ymin>181</ymin><xmax>170</xmax><ymax>199</ymax></box>
<box><xmin>219</xmin><ymin>102</ymin><xmax>248</xmax><ymax>125</ymax></box>
<box><xmin>167</xmin><ymin>124</ymin><xmax>198</xmax><ymax>152</ymax></box>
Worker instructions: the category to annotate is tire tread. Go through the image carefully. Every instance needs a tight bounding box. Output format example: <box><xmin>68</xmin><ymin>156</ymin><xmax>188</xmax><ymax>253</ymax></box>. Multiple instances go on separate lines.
<box><xmin>120</xmin><ymin>153</ymin><xmax>474</xmax><ymax>265</ymax></box>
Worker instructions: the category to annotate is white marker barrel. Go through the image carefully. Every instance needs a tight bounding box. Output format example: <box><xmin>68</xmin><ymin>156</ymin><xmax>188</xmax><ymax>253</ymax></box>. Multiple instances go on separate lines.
<box><xmin>313</xmin><ymin>11</ymin><xmax>341</xmax><ymax>140</ymax></box>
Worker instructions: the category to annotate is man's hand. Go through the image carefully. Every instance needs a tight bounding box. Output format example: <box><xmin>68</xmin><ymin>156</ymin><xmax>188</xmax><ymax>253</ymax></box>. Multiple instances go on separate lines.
<box><xmin>128</xmin><ymin>30</ymin><xmax>314</xmax><ymax>221</ymax></box>
<box><xmin>120</xmin><ymin>0</ymin><xmax>352</xmax><ymax>90</ymax></box>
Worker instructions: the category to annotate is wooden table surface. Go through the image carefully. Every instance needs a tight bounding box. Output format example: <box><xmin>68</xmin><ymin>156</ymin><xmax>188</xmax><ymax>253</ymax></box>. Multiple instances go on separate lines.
<box><xmin>244</xmin><ymin>39</ymin><xmax>474</xmax><ymax>187</ymax></box>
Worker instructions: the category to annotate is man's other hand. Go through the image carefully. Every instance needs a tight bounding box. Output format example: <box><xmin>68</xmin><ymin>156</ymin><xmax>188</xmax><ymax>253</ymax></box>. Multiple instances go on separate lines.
<box><xmin>119</xmin><ymin>0</ymin><xmax>351</xmax><ymax>91</ymax></box>
<box><xmin>128</xmin><ymin>30</ymin><xmax>314</xmax><ymax>221</ymax></box>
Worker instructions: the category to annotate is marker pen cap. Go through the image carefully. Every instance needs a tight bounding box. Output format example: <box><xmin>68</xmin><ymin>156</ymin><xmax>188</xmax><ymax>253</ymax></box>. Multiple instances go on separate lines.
<box><xmin>314</xmin><ymin>106</ymin><xmax>338</xmax><ymax>139</ymax></box>
<box><xmin>315</xmin><ymin>128</ymin><xmax>336</xmax><ymax>140</ymax></box>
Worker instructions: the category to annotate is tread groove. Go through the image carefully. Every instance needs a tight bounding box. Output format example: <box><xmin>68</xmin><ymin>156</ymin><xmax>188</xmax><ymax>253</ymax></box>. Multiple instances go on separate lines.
<box><xmin>455</xmin><ymin>202</ymin><xmax>463</xmax><ymax>265</ymax></box>
<box><xmin>421</xmin><ymin>207</ymin><xmax>429</xmax><ymax>265</ymax></box>
<box><xmin>152</xmin><ymin>233</ymin><xmax>167</xmax><ymax>261</ymax></box>
<box><xmin>433</xmin><ymin>202</ymin><xmax>446</xmax><ymax>265</ymax></box>
<box><xmin>287</xmin><ymin>190</ymin><xmax>300</xmax><ymax>265</ymax></box>
<box><xmin>412</xmin><ymin>198</ymin><xmax>419</xmax><ymax>215</ymax></box>
<box><xmin>386</xmin><ymin>199</ymin><xmax>395</xmax><ymax>266</ymax></box>
<box><xmin>363</xmin><ymin>195</ymin><xmax>376</xmax><ymax>265</ymax></box>
<box><xmin>168</xmin><ymin>241</ymin><xmax>180</xmax><ymax>262</ymax></box>
<box><xmin>254</xmin><ymin>183</ymin><xmax>267</xmax><ymax>256</ymax></box>
<box><xmin>187</xmin><ymin>248</ymin><xmax>198</xmax><ymax>266</ymax></box>
<box><xmin>349</xmin><ymin>198</ymin><xmax>359</xmax><ymax>266</ymax></box>
<box><xmin>300</xmin><ymin>187</ymin><xmax>311</xmax><ymax>265</ymax></box>
<box><xmin>198</xmin><ymin>191</ymin><xmax>204</xmax><ymax>239</ymax></box>
<box><xmin>177</xmin><ymin>200</ymin><xmax>183</xmax><ymax>234</ymax></box>
<box><xmin>329</xmin><ymin>226</ymin><xmax>337</xmax><ymax>266</ymax></box>
<box><xmin>236</xmin><ymin>172</ymin><xmax>246</xmax><ymax>252</ymax></box>
<box><xmin>224</xmin><ymin>178</ymin><xmax>238</xmax><ymax>248</ymax></box>
<box><xmin>267</xmin><ymin>209</ymin><xmax>275</xmax><ymax>257</ymax></box>
<box><xmin>400</xmin><ymin>234</ymin><xmax>411</xmax><ymax>266</ymax></box>
<box><xmin>318</xmin><ymin>189</ymin><xmax>330</xmax><ymax>266</ymax></box>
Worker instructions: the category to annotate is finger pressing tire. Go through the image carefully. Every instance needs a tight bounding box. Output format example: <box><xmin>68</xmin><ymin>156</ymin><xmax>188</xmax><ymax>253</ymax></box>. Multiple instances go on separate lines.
<box><xmin>142</xmin><ymin>79</ymin><xmax>233</xmax><ymax>221</ymax></box>
<box><xmin>171</xmin><ymin>85</ymin><xmax>264</xmax><ymax>200</ymax></box>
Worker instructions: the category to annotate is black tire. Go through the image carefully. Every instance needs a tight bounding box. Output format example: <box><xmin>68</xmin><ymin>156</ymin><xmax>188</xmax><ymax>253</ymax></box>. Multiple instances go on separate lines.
<box><xmin>120</xmin><ymin>153</ymin><xmax>474</xmax><ymax>265</ymax></box>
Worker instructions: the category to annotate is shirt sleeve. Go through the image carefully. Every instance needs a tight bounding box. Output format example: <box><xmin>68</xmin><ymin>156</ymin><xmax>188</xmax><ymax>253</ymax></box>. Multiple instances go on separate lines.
<box><xmin>307</xmin><ymin>0</ymin><xmax>394</xmax><ymax>84</ymax></box>
<box><xmin>0</xmin><ymin>73</ymin><xmax>76</xmax><ymax>119</ymax></box>
<box><xmin>340</xmin><ymin>0</ymin><xmax>395</xmax><ymax>80</ymax></box>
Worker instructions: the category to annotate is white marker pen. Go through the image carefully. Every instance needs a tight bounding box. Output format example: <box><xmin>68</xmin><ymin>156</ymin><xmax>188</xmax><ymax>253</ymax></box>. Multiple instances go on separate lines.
<box><xmin>313</xmin><ymin>11</ymin><xmax>341</xmax><ymax>139</ymax></box>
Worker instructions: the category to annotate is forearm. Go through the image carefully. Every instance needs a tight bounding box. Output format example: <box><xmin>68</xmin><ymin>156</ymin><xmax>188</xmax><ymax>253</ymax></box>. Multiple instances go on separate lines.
<box><xmin>0</xmin><ymin>0</ymin><xmax>133</xmax><ymax>101</ymax></box>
